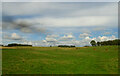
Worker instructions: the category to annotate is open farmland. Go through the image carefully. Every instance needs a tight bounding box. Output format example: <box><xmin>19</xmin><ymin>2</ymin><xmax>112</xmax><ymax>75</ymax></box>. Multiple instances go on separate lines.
<box><xmin>2</xmin><ymin>46</ymin><xmax>118</xmax><ymax>74</ymax></box>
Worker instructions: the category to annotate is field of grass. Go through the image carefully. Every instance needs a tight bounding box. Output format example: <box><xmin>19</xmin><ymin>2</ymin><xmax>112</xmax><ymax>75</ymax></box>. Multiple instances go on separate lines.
<box><xmin>2</xmin><ymin>46</ymin><xmax>118</xmax><ymax>74</ymax></box>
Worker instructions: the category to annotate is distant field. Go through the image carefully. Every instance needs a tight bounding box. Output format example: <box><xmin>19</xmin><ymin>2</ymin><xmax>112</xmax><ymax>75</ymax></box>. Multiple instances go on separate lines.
<box><xmin>2</xmin><ymin>46</ymin><xmax>118</xmax><ymax>74</ymax></box>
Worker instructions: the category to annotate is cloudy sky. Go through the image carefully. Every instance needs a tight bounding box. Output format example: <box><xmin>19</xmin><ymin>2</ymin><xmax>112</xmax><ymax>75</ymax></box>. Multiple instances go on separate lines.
<box><xmin>2</xmin><ymin>2</ymin><xmax>118</xmax><ymax>47</ymax></box>
<box><xmin>1</xmin><ymin>0</ymin><xmax>120</xmax><ymax>2</ymax></box>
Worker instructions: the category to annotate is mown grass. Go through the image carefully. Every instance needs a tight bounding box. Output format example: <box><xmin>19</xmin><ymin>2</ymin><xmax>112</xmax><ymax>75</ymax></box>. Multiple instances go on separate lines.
<box><xmin>2</xmin><ymin>46</ymin><xmax>118</xmax><ymax>74</ymax></box>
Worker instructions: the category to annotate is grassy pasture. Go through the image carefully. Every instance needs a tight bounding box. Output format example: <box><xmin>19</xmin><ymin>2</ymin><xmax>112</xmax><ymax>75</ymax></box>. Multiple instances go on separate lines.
<box><xmin>2</xmin><ymin>46</ymin><xmax>118</xmax><ymax>74</ymax></box>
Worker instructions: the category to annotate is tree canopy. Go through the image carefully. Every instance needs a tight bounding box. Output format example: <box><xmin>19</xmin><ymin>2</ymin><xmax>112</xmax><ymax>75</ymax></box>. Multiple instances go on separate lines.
<box><xmin>90</xmin><ymin>39</ymin><xmax>120</xmax><ymax>46</ymax></box>
<box><xmin>90</xmin><ymin>40</ymin><xmax>97</xmax><ymax>46</ymax></box>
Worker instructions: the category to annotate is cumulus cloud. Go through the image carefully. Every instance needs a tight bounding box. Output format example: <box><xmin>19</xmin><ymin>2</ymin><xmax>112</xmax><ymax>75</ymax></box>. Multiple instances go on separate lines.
<box><xmin>42</xmin><ymin>40</ymin><xmax>47</xmax><ymax>43</ymax></box>
<box><xmin>42</xmin><ymin>34</ymin><xmax>75</xmax><ymax>46</ymax></box>
<box><xmin>3</xmin><ymin>34</ymin><xmax>117</xmax><ymax>47</ymax></box>
<box><xmin>82</xmin><ymin>35</ymin><xmax>117</xmax><ymax>43</ymax></box>
<box><xmin>79</xmin><ymin>33</ymin><xmax>91</xmax><ymax>38</ymax></box>
<box><xmin>56</xmin><ymin>40</ymin><xmax>79</xmax><ymax>46</ymax></box>
<box><xmin>46</xmin><ymin>34</ymin><xmax>59</xmax><ymax>38</ymax></box>
<box><xmin>44</xmin><ymin>34</ymin><xmax>59</xmax><ymax>42</ymax></box>
<box><xmin>102</xmin><ymin>32</ymin><xmax>111</xmax><ymax>35</ymax></box>
<box><xmin>11</xmin><ymin>33</ymin><xmax>22</xmax><ymax>40</ymax></box>
<box><xmin>59</xmin><ymin>33</ymin><xmax>75</xmax><ymax>41</ymax></box>
<box><xmin>3</xmin><ymin>33</ymin><xmax>23</xmax><ymax>40</ymax></box>
<box><xmin>41</xmin><ymin>34</ymin><xmax>59</xmax><ymax>46</ymax></box>
<box><xmin>78</xmin><ymin>35</ymin><xmax>117</xmax><ymax>46</ymax></box>
<box><xmin>97</xmin><ymin>35</ymin><xmax>116</xmax><ymax>41</ymax></box>
<box><xmin>22</xmin><ymin>40</ymin><xmax>50</xmax><ymax>46</ymax></box>
<box><xmin>45</xmin><ymin>38</ymin><xmax>57</xmax><ymax>42</ymax></box>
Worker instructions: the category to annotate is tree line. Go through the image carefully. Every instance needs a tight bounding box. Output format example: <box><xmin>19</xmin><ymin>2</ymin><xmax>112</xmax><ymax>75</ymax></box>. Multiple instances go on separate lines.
<box><xmin>58</xmin><ymin>45</ymin><xmax>75</xmax><ymax>47</ymax></box>
<box><xmin>90</xmin><ymin>39</ymin><xmax>120</xmax><ymax>46</ymax></box>
<box><xmin>7</xmin><ymin>43</ymin><xmax>32</xmax><ymax>47</ymax></box>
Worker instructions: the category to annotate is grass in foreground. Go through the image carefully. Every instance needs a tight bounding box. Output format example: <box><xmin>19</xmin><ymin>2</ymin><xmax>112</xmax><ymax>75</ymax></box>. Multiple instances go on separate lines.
<box><xmin>2</xmin><ymin>46</ymin><xmax>118</xmax><ymax>74</ymax></box>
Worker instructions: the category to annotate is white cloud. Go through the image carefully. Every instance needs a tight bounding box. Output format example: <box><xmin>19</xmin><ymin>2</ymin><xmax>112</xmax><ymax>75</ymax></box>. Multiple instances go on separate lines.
<box><xmin>11</xmin><ymin>33</ymin><xmax>22</xmax><ymax>40</ymax></box>
<box><xmin>79</xmin><ymin>33</ymin><xmax>91</xmax><ymax>38</ymax></box>
<box><xmin>42</xmin><ymin>40</ymin><xmax>47</xmax><ymax>43</ymax></box>
<box><xmin>97</xmin><ymin>35</ymin><xmax>116</xmax><ymax>41</ymax></box>
<box><xmin>78</xmin><ymin>35</ymin><xmax>117</xmax><ymax>46</ymax></box>
<box><xmin>46</xmin><ymin>34</ymin><xmax>59</xmax><ymax>38</ymax></box>
<box><xmin>38</xmin><ymin>34</ymin><xmax>59</xmax><ymax>46</ymax></box>
<box><xmin>59</xmin><ymin>34</ymin><xmax>75</xmax><ymax>41</ymax></box>
<box><xmin>3</xmin><ymin>2</ymin><xmax>117</xmax><ymax>17</ymax></box>
<box><xmin>4</xmin><ymin>34</ymin><xmax>117</xmax><ymax>47</ymax></box>
<box><xmin>102</xmin><ymin>32</ymin><xmax>111</xmax><ymax>35</ymax></box>
<box><xmin>22</xmin><ymin>40</ymin><xmax>50</xmax><ymax>46</ymax></box>
<box><xmin>85</xmin><ymin>36</ymin><xmax>91</xmax><ymax>40</ymax></box>
<box><xmin>44</xmin><ymin>34</ymin><xmax>58</xmax><ymax>42</ymax></box>
<box><xmin>27</xmin><ymin>41</ymin><xmax>32</xmax><ymax>45</ymax></box>
<box><xmin>2</xmin><ymin>0</ymin><xmax>119</xmax><ymax>2</ymax></box>
<box><xmin>42</xmin><ymin>34</ymin><xmax>75</xmax><ymax>46</ymax></box>
<box><xmin>4</xmin><ymin>33</ymin><xmax>23</xmax><ymax>40</ymax></box>
<box><xmin>2</xmin><ymin>2</ymin><xmax>118</xmax><ymax>38</ymax></box>
<box><xmin>3</xmin><ymin>2</ymin><xmax>117</xmax><ymax>28</ymax></box>
<box><xmin>57</xmin><ymin>40</ymin><xmax>79</xmax><ymax>46</ymax></box>
<box><xmin>45</xmin><ymin>37</ymin><xmax>57</xmax><ymax>42</ymax></box>
<box><xmin>14</xmin><ymin>16</ymin><xmax>115</xmax><ymax>27</ymax></box>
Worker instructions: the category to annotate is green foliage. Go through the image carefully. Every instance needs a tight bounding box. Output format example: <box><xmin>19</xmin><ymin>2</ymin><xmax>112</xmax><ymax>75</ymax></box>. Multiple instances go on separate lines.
<box><xmin>8</xmin><ymin>43</ymin><xmax>32</xmax><ymax>47</ymax></box>
<box><xmin>97</xmin><ymin>42</ymin><xmax>101</xmax><ymax>46</ymax></box>
<box><xmin>90</xmin><ymin>40</ymin><xmax>97</xmax><ymax>46</ymax></box>
<box><xmin>97</xmin><ymin>39</ymin><xmax>120</xmax><ymax>46</ymax></box>
<box><xmin>58</xmin><ymin>45</ymin><xmax>75</xmax><ymax>47</ymax></box>
<box><xmin>2</xmin><ymin>46</ymin><xmax>118</xmax><ymax>74</ymax></box>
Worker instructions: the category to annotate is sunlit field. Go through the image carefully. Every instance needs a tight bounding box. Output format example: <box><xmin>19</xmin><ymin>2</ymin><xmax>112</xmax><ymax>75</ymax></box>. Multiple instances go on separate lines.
<box><xmin>2</xmin><ymin>46</ymin><xmax>118</xmax><ymax>74</ymax></box>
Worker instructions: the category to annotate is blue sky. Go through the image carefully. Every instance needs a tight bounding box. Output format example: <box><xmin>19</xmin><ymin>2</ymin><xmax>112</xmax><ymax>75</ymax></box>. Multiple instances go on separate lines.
<box><xmin>2</xmin><ymin>2</ymin><xmax>118</xmax><ymax>47</ymax></box>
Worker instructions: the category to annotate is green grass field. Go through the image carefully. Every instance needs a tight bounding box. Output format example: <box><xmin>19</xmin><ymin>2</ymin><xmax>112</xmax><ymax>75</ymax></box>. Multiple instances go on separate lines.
<box><xmin>2</xmin><ymin>46</ymin><xmax>118</xmax><ymax>74</ymax></box>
